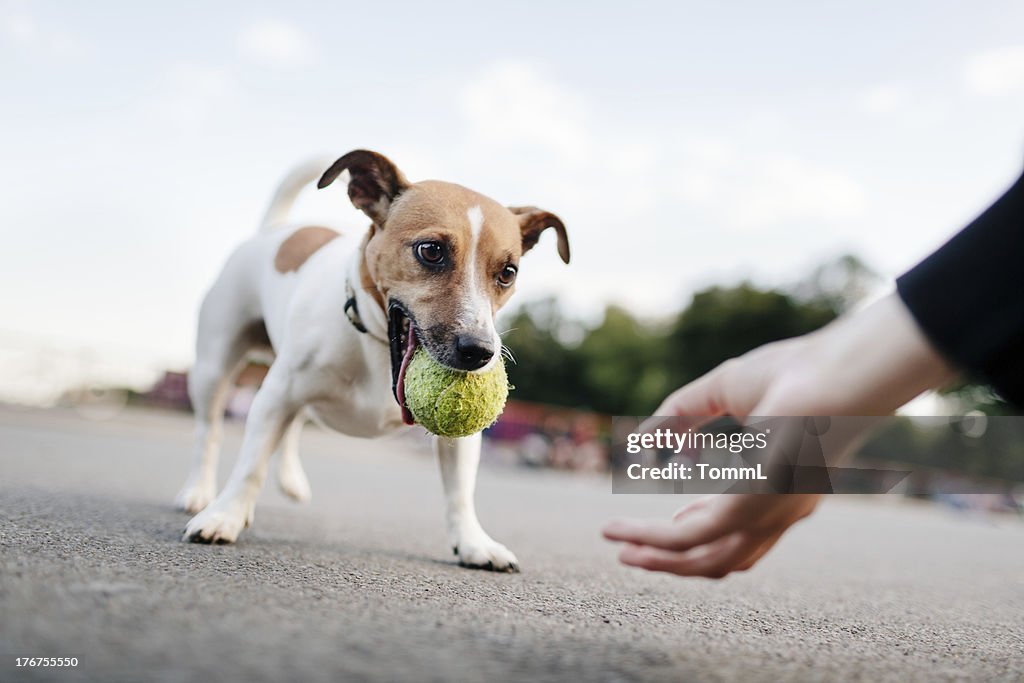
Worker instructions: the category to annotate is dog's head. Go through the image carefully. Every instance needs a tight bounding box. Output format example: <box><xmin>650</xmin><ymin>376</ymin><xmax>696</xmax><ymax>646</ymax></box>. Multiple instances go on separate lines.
<box><xmin>318</xmin><ymin>150</ymin><xmax>570</xmax><ymax>421</ymax></box>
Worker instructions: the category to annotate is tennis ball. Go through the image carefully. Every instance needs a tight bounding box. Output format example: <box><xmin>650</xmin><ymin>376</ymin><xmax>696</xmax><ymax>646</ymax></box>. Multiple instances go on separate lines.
<box><xmin>404</xmin><ymin>348</ymin><xmax>509</xmax><ymax>438</ymax></box>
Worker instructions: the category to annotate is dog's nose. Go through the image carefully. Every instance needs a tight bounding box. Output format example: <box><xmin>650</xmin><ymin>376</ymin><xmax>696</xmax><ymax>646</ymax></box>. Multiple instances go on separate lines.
<box><xmin>454</xmin><ymin>335</ymin><xmax>495</xmax><ymax>371</ymax></box>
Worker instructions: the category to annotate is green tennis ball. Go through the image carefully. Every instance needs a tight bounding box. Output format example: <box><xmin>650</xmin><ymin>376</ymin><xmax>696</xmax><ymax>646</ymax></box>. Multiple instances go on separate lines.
<box><xmin>404</xmin><ymin>348</ymin><xmax>509</xmax><ymax>438</ymax></box>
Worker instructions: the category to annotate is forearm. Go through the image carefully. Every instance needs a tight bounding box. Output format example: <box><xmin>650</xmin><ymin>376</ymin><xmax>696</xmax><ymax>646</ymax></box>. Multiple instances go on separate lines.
<box><xmin>759</xmin><ymin>293</ymin><xmax>957</xmax><ymax>416</ymax></box>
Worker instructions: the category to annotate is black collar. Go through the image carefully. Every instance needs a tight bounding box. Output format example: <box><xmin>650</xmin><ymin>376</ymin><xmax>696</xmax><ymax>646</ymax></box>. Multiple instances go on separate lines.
<box><xmin>344</xmin><ymin>279</ymin><xmax>387</xmax><ymax>343</ymax></box>
<box><xmin>344</xmin><ymin>280</ymin><xmax>368</xmax><ymax>333</ymax></box>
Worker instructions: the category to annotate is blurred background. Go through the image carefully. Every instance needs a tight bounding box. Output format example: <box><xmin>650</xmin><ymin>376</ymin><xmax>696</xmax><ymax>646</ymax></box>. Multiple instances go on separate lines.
<box><xmin>2</xmin><ymin>1</ymin><xmax>1023</xmax><ymax>498</ymax></box>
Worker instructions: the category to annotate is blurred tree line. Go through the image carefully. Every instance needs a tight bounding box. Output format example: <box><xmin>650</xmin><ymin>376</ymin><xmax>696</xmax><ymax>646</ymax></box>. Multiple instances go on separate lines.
<box><xmin>502</xmin><ymin>255</ymin><xmax>873</xmax><ymax>415</ymax></box>
<box><xmin>860</xmin><ymin>417</ymin><xmax>1024</xmax><ymax>483</ymax></box>
<box><xmin>503</xmin><ymin>254</ymin><xmax>1010</xmax><ymax>416</ymax></box>
<box><xmin>500</xmin><ymin>254</ymin><xmax>1021</xmax><ymax>482</ymax></box>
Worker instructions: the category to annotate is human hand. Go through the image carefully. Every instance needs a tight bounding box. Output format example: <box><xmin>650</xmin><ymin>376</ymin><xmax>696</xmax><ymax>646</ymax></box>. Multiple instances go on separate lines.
<box><xmin>653</xmin><ymin>293</ymin><xmax>954</xmax><ymax>420</ymax></box>
<box><xmin>603</xmin><ymin>494</ymin><xmax>819</xmax><ymax>578</ymax></box>
<box><xmin>603</xmin><ymin>293</ymin><xmax>954</xmax><ymax>578</ymax></box>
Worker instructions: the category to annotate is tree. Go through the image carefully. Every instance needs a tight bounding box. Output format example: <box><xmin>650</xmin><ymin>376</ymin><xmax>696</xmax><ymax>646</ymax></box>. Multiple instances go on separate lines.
<box><xmin>499</xmin><ymin>298</ymin><xmax>589</xmax><ymax>409</ymax></box>
<box><xmin>502</xmin><ymin>282</ymin><xmax>842</xmax><ymax>415</ymax></box>
<box><xmin>574</xmin><ymin>305</ymin><xmax>670</xmax><ymax>415</ymax></box>
<box><xmin>665</xmin><ymin>284</ymin><xmax>836</xmax><ymax>388</ymax></box>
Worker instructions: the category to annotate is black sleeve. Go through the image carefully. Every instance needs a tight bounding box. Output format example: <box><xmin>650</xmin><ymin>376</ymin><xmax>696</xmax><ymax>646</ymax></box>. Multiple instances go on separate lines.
<box><xmin>896</xmin><ymin>169</ymin><xmax>1024</xmax><ymax>407</ymax></box>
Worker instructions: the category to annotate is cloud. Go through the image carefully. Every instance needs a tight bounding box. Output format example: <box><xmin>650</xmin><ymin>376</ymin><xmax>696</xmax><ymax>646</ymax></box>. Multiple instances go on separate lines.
<box><xmin>964</xmin><ymin>45</ymin><xmax>1024</xmax><ymax>96</ymax></box>
<box><xmin>146</xmin><ymin>20</ymin><xmax>316</xmax><ymax>133</ymax></box>
<box><xmin>455</xmin><ymin>61</ymin><xmax>660</xmax><ymax>212</ymax></box>
<box><xmin>1</xmin><ymin>4</ymin><xmax>83</xmax><ymax>57</ymax></box>
<box><xmin>143</xmin><ymin>21</ymin><xmax>314</xmax><ymax>134</ymax></box>
<box><xmin>1</xmin><ymin>9</ymin><xmax>33</xmax><ymax>43</ymax></box>
<box><xmin>857</xmin><ymin>83</ymin><xmax>910</xmax><ymax>115</ymax></box>
<box><xmin>451</xmin><ymin>60</ymin><xmax>873</xmax><ymax>325</ymax></box>
<box><xmin>459</xmin><ymin>61</ymin><xmax>866</xmax><ymax>231</ymax></box>
<box><xmin>236</xmin><ymin>20</ymin><xmax>316</xmax><ymax>68</ymax></box>
<box><xmin>459</xmin><ymin>61</ymin><xmax>590</xmax><ymax>161</ymax></box>
<box><xmin>727</xmin><ymin>157</ymin><xmax>866</xmax><ymax>229</ymax></box>
<box><xmin>149</xmin><ymin>62</ymin><xmax>235</xmax><ymax>133</ymax></box>
<box><xmin>672</xmin><ymin>142</ymin><xmax>866</xmax><ymax>231</ymax></box>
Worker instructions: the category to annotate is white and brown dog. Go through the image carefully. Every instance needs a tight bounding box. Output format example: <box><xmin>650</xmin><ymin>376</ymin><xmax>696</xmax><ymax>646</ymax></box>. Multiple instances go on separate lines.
<box><xmin>175</xmin><ymin>150</ymin><xmax>569</xmax><ymax>571</ymax></box>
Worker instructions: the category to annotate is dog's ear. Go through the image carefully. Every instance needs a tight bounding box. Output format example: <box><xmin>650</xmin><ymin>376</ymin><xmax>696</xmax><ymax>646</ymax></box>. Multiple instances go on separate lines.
<box><xmin>318</xmin><ymin>150</ymin><xmax>410</xmax><ymax>225</ymax></box>
<box><xmin>508</xmin><ymin>206</ymin><xmax>570</xmax><ymax>264</ymax></box>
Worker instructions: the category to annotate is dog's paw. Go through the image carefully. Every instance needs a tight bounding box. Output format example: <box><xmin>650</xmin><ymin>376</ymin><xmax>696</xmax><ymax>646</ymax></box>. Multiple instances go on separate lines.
<box><xmin>174</xmin><ymin>480</ymin><xmax>215</xmax><ymax>514</ymax></box>
<box><xmin>453</xmin><ymin>534</ymin><xmax>520</xmax><ymax>573</ymax></box>
<box><xmin>277</xmin><ymin>458</ymin><xmax>312</xmax><ymax>503</ymax></box>
<box><xmin>182</xmin><ymin>499</ymin><xmax>253</xmax><ymax>544</ymax></box>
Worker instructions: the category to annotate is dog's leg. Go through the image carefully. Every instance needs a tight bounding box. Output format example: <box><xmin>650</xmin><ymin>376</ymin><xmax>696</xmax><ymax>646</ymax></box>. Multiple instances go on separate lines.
<box><xmin>436</xmin><ymin>433</ymin><xmax>519</xmax><ymax>572</ymax></box>
<box><xmin>174</xmin><ymin>354</ymin><xmax>245</xmax><ymax>514</ymax></box>
<box><xmin>183</xmin><ymin>368</ymin><xmax>297</xmax><ymax>544</ymax></box>
<box><xmin>276</xmin><ymin>412</ymin><xmax>311</xmax><ymax>502</ymax></box>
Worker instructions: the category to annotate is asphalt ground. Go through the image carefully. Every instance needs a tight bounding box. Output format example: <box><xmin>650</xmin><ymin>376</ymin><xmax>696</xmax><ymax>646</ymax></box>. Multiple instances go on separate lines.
<box><xmin>1</xmin><ymin>405</ymin><xmax>1023</xmax><ymax>682</ymax></box>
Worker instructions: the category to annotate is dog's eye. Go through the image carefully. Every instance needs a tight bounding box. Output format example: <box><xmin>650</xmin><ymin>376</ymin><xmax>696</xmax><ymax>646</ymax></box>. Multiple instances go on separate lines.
<box><xmin>496</xmin><ymin>264</ymin><xmax>518</xmax><ymax>288</ymax></box>
<box><xmin>415</xmin><ymin>241</ymin><xmax>446</xmax><ymax>267</ymax></box>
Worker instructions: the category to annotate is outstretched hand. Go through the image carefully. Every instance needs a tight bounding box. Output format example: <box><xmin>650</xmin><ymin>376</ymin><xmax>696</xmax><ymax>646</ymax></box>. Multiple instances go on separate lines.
<box><xmin>603</xmin><ymin>293</ymin><xmax>954</xmax><ymax>579</ymax></box>
<box><xmin>603</xmin><ymin>494</ymin><xmax>818</xmax><ymax>578</ymax></box>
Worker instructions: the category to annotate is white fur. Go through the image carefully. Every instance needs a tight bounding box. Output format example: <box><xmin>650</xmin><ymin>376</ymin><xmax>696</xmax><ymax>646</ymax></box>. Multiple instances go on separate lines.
<box><xmin>259</xmin><ymin>158</ymin><xmax>334</xmax><ymax>232</ymax></box>
<box><xmin>175</xmin><ymin>164</ymin><xmax>518</xmax><ymax>571</ymax></box>
<box><xmin>462</xmin><ymin>205</ymin><xmax>500</xmax><ymax>372</ymax></box>
<box><xmin>467</xmin><ymin>205</ymin><xmax>484</xmax><ymax>240</ymax></box>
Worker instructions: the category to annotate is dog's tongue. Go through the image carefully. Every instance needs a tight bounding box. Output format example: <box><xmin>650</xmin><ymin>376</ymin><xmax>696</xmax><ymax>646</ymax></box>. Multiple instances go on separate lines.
<box><xmin>395</xmin><ymin>324</ymin><xmax>418</xmax><ymax>425</ymax></box>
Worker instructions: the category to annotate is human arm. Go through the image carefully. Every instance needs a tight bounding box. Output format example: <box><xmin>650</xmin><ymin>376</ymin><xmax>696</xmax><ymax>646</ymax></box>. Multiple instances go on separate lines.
<box><xmin>602</xmin><ymin>293</ymin><xmax>956</xmax><ymax>578</ymax></box>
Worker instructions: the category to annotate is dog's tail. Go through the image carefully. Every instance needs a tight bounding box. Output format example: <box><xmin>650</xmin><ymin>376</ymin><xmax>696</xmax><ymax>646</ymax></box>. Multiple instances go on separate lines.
<box><xmin>258</xmin><ymin>157</ymin><xmax>334</xmax><ymax>233</ymax></box>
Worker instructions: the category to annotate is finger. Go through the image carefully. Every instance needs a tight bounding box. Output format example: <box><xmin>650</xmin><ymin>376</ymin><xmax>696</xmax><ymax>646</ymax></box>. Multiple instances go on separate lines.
<box><xmin>619</xmin><ymin>533</ymin><xmax>754</xmax><ymax>578</ymax></box>
<box><xmin>602</xmin><ymin>510</ymin><xmax>727</xmax><ymax>551</ymax></box>
<box><xmin>638</xmin><ymin>413</ymin><xmax>713</xmax><ymax>434</ymax></box>
<box><xmin>734</xmin><ymin>530</ymin><xmax>785</xmax><ymax>571</ymax></box>
<box><xmin>618</xmin><ymin>543</ymin><xmax>691</xmax><ymax>573</ymax></box>
<box><xmin>653</xmin><ymin>369</ymin><xmax>729</xmax><ymax>418</ymax></box>
<box><xmin>672</xmin><ymin>495</ymin><xmax>714</xmax><ymax>522</ymax></box>
<box><xmin>657</xmin><ymin>351</ymin><xmax>795</xmax><ymax>421</ymax></box>
<box><xmin>679</xmin><ymin>534</ymin><xmax>760</xmax><ymax>578</ymax></box>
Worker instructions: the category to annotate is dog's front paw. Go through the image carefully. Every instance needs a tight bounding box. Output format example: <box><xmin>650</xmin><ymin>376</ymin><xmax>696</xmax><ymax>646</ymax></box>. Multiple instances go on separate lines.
<box><xmin>277</xmin><ymin>458</ymin><xmax>312</xmax><ymax>503</ymax></box>
<box><xmin>453</xmin><ymin>532</ymin><xmax>520</xmax><ymax>573</ymax></box>
<box><xmin>182</xmin><ymin>499</ymin><xmax>253</xmax><ymax>544</ymax></box>
<box><xmin>174</xmin><ymin>480</ymin><xmax>215</xmax><ymax>514</ymax></box>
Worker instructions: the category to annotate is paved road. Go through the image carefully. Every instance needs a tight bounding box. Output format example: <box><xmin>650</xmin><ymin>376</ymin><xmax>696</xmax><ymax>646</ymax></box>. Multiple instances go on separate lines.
<box><xmin>1</xmin><ymin>405</ymin><xmax>1023</xmax><ymax>682</ymax></box>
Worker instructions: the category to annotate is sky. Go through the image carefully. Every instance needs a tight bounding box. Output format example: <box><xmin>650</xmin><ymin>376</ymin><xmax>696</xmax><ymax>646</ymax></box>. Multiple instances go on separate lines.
<box><xmin>2</xmin><ymin>0</ymin><xmax>1024</xmax><ymax>400</ymax></box>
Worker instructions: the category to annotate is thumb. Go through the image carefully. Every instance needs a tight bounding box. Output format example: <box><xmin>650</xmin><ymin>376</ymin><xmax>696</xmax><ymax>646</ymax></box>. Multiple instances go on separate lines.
<box><xmin>639</xmin><ymin>376</ymin><xmax>724</xmax><ymax>435</ymax></box>
<box><xmin>653</xmin><ymin>364</ymin><xmax>732</xmax><ymax>417</ymax></box>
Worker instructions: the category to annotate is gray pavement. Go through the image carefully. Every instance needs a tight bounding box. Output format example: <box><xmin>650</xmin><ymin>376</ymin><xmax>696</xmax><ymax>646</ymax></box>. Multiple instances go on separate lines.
<box><xmin>1</xmin><ymin>405</ymin><xmax>1023</xmax><ymax>682</ymax></box>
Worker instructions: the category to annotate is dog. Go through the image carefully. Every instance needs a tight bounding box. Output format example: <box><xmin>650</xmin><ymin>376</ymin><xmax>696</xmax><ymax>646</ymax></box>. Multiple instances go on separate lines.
<box><xmin>174</xmin><ymin>150</ymin><xmax>569</xmax><ymax>571</ymax></box>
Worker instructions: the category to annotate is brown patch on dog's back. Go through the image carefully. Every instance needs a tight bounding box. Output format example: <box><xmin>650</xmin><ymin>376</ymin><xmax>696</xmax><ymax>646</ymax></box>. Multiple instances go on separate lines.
<box><xmin>274</xmin><ymin>226</ymin><xmax>340</xmax><ymax>273</ymax></box>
